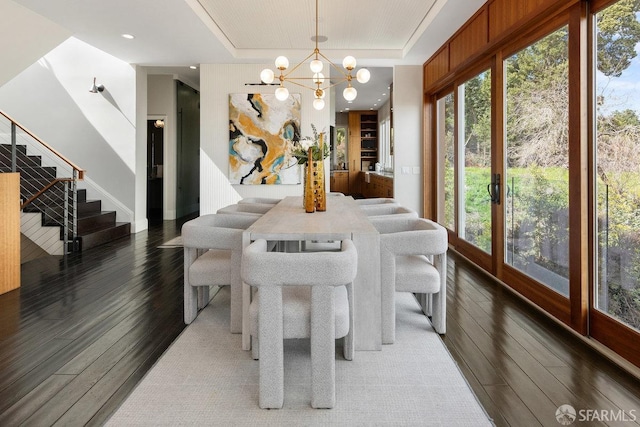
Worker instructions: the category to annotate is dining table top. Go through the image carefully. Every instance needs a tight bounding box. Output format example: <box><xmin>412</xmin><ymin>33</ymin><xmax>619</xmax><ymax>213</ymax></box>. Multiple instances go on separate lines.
<box><xmin>245</xmin><ymin>196</ymin><xmax>378</xmax><ymax>241</ymax></box>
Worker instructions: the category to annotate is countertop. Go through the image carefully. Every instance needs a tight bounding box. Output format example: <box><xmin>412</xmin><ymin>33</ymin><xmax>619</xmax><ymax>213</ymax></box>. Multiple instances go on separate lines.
<box><xmin>365</xmin><ymin>171</ymin><xmax>394</xmax><ymax>178</ymax></box>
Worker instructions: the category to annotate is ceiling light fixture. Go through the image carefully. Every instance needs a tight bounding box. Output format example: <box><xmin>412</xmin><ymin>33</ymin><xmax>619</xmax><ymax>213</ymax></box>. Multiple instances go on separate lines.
<box><xmin>260</xmin><ymin>0</ymin><xmax>370</xmax><ymax>110</ymax></box>
<box><xmin>122</xmin><ymin>34</ymin><xmax>135</xmax><ymax>39</ymax></box>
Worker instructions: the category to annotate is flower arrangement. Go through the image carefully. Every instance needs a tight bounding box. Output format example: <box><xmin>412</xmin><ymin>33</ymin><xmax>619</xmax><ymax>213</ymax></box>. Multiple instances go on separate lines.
<box><xmin>290</xmin><ymin>124</ymin><xmax>330</xmax><ymax>165</ymax></box>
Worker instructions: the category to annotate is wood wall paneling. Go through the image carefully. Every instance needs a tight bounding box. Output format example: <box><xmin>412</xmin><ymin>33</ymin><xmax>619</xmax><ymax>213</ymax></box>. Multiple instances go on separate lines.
<box><xmin>488</xmin><ymin>0</ymin><xmax>555</xmax><ymax>41</ymax></box>
<box><xmin>1</xmin><ymin>173</ymin><xmax>20</xmax><ymax>295</ymax></box>
<box><xmin>424</xmin><ymin>46</ymin><xmax>449</xmax><ymax>89</ymax></box>
<box><xmin>450</xmin><ymin>9</ymin><xmax>489</xmax><ymax>70</ymax></box>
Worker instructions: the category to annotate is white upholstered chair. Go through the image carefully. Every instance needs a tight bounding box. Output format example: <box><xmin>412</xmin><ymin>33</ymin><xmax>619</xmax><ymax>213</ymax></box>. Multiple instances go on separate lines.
<box><xmin>241</xmin><ymin>239</ymin><xmax>358</xmax><ymax>409</ymax></box>
<box><xmin>355</xmin><ymin>197</ymin><xmax>397</xmax><ymax>205</ymax></box>
<box><xmin>362</xmin><ymin>204</ymin><xmax>419</xmax><ymax>220</ymax></box>
<box><xmin>182</xmin><ymin>214</ymin><xmax>257</xmax><ymax>332</ymax></box>
<box><xmin>369</xmin><ymin>217</ymin><xmax>448</xmax><ymax>343</ymax></box>
<box><xmin>217</xmin><ymin>202</ymin><xmax>273</xmax><ymax>215</ymax></box>
<box><xmin>238</xmin><ymin>197</ymin><xmax>281</xmax><ymax>205</ymax></box>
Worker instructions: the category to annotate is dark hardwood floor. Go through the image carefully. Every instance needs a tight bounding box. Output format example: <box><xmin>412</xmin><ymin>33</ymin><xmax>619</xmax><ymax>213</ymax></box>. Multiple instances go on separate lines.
<box><xmin>0</xmin><ymin>219</ymin><xmax>639</xmax><ymax>426</ymax></box>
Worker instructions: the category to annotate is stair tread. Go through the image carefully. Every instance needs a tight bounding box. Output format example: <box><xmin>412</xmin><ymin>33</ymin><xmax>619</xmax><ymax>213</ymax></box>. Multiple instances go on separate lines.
<box><xmin>78</xmin><ymin>222</ymin><xmax>131</xmax><ymax>251</ymax></box>
<box><xmin>77</xmin><ymin>210</ymin><xmax>115</xmax><ymax>219</ymax></box>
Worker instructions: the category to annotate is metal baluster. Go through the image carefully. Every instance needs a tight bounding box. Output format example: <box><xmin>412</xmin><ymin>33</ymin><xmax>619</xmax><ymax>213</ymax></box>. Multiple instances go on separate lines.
<box><xmin>64</xmin><ymin>180</ymin><xmax>69</xmax><ymax>254</ymax></box>
<box><xmin>72</xmin><ymin>169</ymin><xmax>78</xmax><ymax>251</ymax></box>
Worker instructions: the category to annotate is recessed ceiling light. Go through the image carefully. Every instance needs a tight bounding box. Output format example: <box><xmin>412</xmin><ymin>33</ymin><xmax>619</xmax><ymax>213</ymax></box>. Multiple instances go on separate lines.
<box><xmin>190</xmin><ymin>65</ymin><xmax>197</xmax><ymax>70</ymax></box>
<box><xmin>345</xmin><ymin>107</ymin><xmax>350</xmax><ymax>111</ymax></box>
<box><xmin>374</xmin><ymin>104</ymin><xmax>378</xmax><ymax>107</ymax></box>
<box><xmin>122</xmin><ymin>34</ymin><xmax>135</xmax><ymax>39</ymax></box>
<box><xmin>377</xmin><ymin>99</ymin><xmax>381</xmax><ymax>102</ymax></box>
<box><xmin>382</xmin><ymin>93</ymin><xmax>387</xmax><ymax>96</ymax></box>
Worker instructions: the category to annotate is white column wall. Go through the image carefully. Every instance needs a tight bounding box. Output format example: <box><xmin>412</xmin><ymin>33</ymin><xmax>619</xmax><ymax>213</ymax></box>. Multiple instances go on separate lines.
<box><xmin>392</xmin><ymin>65</ymin><xmax>423</xmax><ymax>216</ymax></box>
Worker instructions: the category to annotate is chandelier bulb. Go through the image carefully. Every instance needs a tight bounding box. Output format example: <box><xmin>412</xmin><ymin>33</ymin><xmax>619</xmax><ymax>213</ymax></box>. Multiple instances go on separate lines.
<box><xmin>343</xmin><ymin>85</ymin><xmax>357</xmax><ymax>101</ymax></box>
<box><xmin>356</xmin><ymin>68</ymin><xmax>371</xmax><ymax>84</ymax></box>
<box><xmin>342</xmin><ymin>55</ymin><xmax>357</xmax><ymax>70</ymax></box>
<box><xmin>313</xmin><ymin>98</ymin><xmax>325</xmax><ymax>110</ymax></box>
<box><xmin>260</xmin><ymin>68</ymin><xmax>275</xmax><ymax>84</ymax></box>
<box><xmin>313</xmin><ymin>72</ymin><xmax>325</xmax><ymax>85</ymax></box>
<box><xmin>310</xmin><ymin>59</ymin><xmax>323</xmax><ymax>73</ymax></box>
<box><xmin>275</xmin><ymin>56</ymin><xmax>289</xmax><ymax>70</ymax></box>
<box><xmin>275</xmin><ymin>86</ymin><xmax>290</xmax><ymax>101</ymax></box>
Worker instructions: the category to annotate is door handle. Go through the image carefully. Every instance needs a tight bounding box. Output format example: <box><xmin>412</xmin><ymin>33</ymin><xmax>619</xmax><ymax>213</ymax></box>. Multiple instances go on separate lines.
<box><xmin>487</xmin><ymin>173</ymin><xmax>500</xmax><ymax>205</ymax></box>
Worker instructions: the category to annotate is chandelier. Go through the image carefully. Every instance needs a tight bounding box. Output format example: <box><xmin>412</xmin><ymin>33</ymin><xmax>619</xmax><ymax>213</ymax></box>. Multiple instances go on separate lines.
<box><xmin>259</xmin><ymin>0</ymin><xmax>370</xmax><ymax>110</ymax></box>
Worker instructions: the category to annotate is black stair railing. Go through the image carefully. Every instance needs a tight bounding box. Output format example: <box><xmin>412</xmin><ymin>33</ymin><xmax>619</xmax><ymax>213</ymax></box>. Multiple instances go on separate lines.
<box><xmin>0</xmin><ymin>110</ymin><xmax>85</xmax><ymax>253</ymax></box>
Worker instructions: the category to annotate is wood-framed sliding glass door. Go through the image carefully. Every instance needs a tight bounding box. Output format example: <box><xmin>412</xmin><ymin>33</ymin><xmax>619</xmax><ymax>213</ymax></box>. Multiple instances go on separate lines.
<box><xmin>426</xmin><ymin>0</ymin><xmax>640</xmax><ymax>368</ymax></box>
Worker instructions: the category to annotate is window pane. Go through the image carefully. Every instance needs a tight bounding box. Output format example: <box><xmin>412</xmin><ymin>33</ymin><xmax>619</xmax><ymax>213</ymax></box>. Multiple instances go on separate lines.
<box><xmin>505</xmin><ymin>27</ymin><xmax>570</xmax><ymax>296</ymax></box>
<box><xmin>595</xmin><ymin>1</ymin><xmax>640</xmax><ymax>331</ymax></box>
<box><xmin>438</xmin><ymin>93</ymin><xmax>455</xmax><ymax>230</ymax></box>
<box><xmin>460</xmin><ymin>70</ymin><xmax>492</xmax><ymax>253</ymax></box>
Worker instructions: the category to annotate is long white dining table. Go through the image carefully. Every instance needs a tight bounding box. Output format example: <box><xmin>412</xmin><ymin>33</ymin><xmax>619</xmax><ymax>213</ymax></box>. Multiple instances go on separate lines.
<box><xmin>241</xmin><ymin>195</ymin><xmax>382</xmax><ymax>351</ymax></box>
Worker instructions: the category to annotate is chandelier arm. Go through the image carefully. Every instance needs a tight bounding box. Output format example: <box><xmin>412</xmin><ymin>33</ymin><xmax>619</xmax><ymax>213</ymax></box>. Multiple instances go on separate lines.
<box><xmin>317</xmin><ymin>51</ymin><xmax>351</xmax><ymax>79</ymax></box>
<box><xmin>281</xmin><ymin>79</ymin><xmax>318</xmax><ymax>92</ymax></box>
<box><xmin>319</xmin><ymin>78</ymin><xmax>348</xmax><ymax>91</ymax></box>
<box><xmin>282</xmin><ymin>51</ymin><xmax>317</xmax><ymax>79</ymax></box>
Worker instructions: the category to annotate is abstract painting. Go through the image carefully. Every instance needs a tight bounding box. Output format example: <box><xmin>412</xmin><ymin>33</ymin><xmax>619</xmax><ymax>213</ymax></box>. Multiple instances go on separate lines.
<box><xmin>229</xmin><ymin>93</ymin><xmax>301</xmax><ymax>184</ymax></box>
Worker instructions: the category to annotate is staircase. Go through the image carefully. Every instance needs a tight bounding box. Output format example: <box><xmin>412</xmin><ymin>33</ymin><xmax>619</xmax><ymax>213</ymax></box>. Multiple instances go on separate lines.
<box><xmin>73</xmin><ymin>188</ymin><xmax>130</xmax><ymax>251</ymax></box>
<box><xmin>1</xmin><ymin>138</ymin><xmax>130</xmax><ymax>255</ymax></box>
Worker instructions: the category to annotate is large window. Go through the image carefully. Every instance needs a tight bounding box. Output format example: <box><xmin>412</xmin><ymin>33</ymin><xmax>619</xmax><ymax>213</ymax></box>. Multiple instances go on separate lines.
<box><xmin>459</xmin><ymin>70</ymin><xmax>492</xmax><ymax>253</ymax></box>
<box><xmin>594</xmin><ymin>0</ymin><xmax>640</xmax><ymax>331</ymax></box>
<box><xmin>504</xmin><ymin>27</ymin><xmax>570</xmax><ymax>296</ymax></box>
<box><xmin>425</xmin><ymin>0</ymin><xmax>640</xmax><ymax>368</ymax></box>
<box><xmin>438</xmin><ymin>93</ymin><xmax>455</xmax><ymax>230</ymax></box>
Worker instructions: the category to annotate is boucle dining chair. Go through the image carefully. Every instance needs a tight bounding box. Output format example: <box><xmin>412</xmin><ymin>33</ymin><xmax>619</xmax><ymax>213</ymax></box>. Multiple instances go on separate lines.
<box><xmin>217</xmin><ymin>202</ymin><xmax>273</xmax><ymax>215</ymax></box>
<box><xmin>182</xmin><ymin>214</ymin><xmax>257</xmax><ymax>333</ymax></box>
<box><xmin>369</xmin><ymin>217</ymin><xmax>448</xmax><ymax>343</ymax></box>
<box><xmin>241</xmin><ymin>239</ymin><xmax>358</xmax><ymax>409</ymax></box>
<box><xmin>238</xmin><ymin>197</ymin><xmax>281</xmax><ymax>205</ymax></box>
<box><xmin>355</xmin><ymin>197</ymin><xmax>397</xmax><ymax>205</ymax></box>
<box><xmin>361</xmin><ymin>204</ymin><xmax>419</xmax><ymax>220</ymax></box>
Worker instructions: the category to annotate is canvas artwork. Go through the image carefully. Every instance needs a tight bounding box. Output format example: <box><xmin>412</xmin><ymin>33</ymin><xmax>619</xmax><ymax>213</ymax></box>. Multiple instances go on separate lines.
<box><xmin>229</xmin><ymin>93</ymin><xmax>301</xmax><ymax>184</ymax></box>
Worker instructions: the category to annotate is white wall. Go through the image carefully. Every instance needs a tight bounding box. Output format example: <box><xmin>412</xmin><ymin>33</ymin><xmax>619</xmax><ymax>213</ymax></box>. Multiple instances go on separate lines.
<box><xmin>200</xmin><ymin>63</ymin><xmax>331</xmax><ymax>214</ymax></box>
<box><xmin>0</xmin><ymin>37</ymin><xmax>140</xmax><ymax>228</ymax></box>
<box><xmin>392</xmin><ymin>65</ymin><xmax>423</xmax><ymax>216</ymax></box>
<box><xmin>0</xmin><ymin>0</ymin><xmax>70</xmax><ymax>87</ymax></box>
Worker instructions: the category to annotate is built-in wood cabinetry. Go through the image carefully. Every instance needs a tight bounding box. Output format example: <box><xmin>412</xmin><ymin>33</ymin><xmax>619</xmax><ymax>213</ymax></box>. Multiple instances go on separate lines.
<box><xmin>348</xmin><ymin>111</ymin><xmax>378</xmax><ymax>195</ymax></box>
<box><xmin>362</xmin><ymin>173</ymin><xmax>393</xmax><ymax>199</ymax></box>
<box><xmin>329</xmin><ymin>170</ymin><xmax>349</xmax><ymax>194</ymax></box>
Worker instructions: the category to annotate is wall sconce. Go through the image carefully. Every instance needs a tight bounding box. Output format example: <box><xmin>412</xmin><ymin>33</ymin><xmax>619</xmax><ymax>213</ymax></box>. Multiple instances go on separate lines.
<box><xmin>89</xmin><ymin>77</ymin><xmax>104</xmax><ymax>93</ymax></box>
<box><xmin>154</xmin><ymin>119</ymin><xmax>165</xmax><ymax>128</ymax></box>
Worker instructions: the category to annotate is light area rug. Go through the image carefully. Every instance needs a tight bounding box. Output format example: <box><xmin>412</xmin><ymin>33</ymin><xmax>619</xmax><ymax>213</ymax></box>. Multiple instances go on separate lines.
<box><xmin>106</xmin><ymin>287</ymin><xmax>493</xmax><ymax>426</ymax></box>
